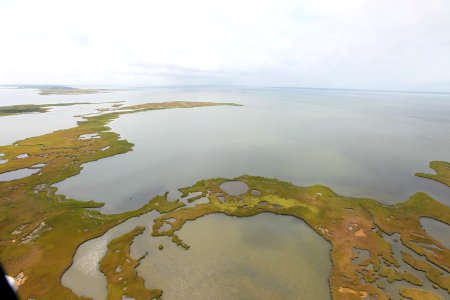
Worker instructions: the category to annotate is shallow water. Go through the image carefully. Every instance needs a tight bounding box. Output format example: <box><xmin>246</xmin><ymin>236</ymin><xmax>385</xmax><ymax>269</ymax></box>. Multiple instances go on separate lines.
<box><xmin>134</xmin><ymin>213</ymin><xmax>332</xmax><ymax>300</ymax></box>
<box><xmin>420</xmin><ymin>218</ymin><xmax>450</xmax><ymax>250</ymax></box>
<box><xmin>61</xmin><ymin>210</ymin><xmax>161</xmax><ymax>300</ymax></box>
<box><xmin>381</xmin><ymin>233</ymin><xmax>449</xmax><ymax>299</ymax></box>
<box><xmin>0</xmin><ymin>168</ymin><xmax>40</xmax><ymax>181</ymax></box>
<box><xmin>220</xmin><ymin>180</ymin><xmax>249</xmax><ymax>196</ymax></box>
<box><xmin>52</xmin><ymin>88</ymin><xmax>450</xmax><ymax>213</ymax></box>
<box><xmin>0</xmin><ymin>88</ymin><xmax>129</xmax><ymax>145</ymax></box>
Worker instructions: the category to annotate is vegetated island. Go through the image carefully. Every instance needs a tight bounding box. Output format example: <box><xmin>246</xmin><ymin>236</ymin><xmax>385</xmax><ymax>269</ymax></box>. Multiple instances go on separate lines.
<box><xmin>0</xmin><ymin>102</ymin><xmax>123</xmax><ymax>117</ymax></box>
<box><xmin>0</xmin><ymin>100</ymin><xmax>448</xmax><ymax>300</ymax></box>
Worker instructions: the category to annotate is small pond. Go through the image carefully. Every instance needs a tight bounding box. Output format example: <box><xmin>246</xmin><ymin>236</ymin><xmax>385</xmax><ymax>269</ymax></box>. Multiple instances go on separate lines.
<box><xmin>0</xmin><ymin>168</ymin><xmax>40</xmax><ymax>182</ymax></box>
<box><xmin>220</xmin><ymin>181</ymin><xmax>249</xmax><ymax>196</ymax></box>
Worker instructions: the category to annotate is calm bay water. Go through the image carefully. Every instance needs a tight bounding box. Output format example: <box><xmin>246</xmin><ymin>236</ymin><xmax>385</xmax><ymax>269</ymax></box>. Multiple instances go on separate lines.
<box><xmin>3</xmin><ymin>86</ymin><xmax>450</xmax><ymax>299</ymax></box>
<box><xmin>2</xmin><ymin>87</ymin><xmax>450</xmax><ymax>211</ymax></box>
<box><xmin>42</xmin><ymin>87</ymin><xmax>450</xmax><ymax>213</ymax></box>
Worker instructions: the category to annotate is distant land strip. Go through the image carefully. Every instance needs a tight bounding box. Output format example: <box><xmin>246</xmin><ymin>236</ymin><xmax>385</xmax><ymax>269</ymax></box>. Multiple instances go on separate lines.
<box><xmin>0</xmin><ymin>102</ymin><xmax>124</xmax><ymax>117</ymax></box>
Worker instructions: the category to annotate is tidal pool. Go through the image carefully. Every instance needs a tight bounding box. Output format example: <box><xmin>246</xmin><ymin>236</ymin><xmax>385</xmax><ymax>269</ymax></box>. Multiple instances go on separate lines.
<box><xmin>134</xmin><ymin>213</ymin><xmax>332</xmax><ymax>300</ymax></box>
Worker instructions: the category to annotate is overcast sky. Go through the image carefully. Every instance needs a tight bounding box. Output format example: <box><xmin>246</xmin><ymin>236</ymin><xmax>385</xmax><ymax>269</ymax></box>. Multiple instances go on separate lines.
<box><xmin>0</xmin><ymin>0</ymin><xmax>449</xmax><ymax>91</ymax></box>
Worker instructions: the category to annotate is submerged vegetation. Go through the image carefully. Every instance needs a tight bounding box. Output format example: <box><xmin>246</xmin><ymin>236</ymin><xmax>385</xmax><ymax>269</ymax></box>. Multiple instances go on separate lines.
<box><xmin>0</xmin><ymin>100</ymin><xmax>449</xmax><ymax>299</ymax></box>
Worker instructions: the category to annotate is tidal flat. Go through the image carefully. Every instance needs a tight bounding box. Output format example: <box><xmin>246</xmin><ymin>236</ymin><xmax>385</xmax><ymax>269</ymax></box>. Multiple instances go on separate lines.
<box><xmin>0</xmin><ymin>88</ymin><xmax>450</xmax><ymax>300</ymax></box>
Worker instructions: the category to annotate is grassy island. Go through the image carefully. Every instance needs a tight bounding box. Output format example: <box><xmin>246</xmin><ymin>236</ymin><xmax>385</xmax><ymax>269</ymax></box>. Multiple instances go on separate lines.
<box><xmin>0</xmin><ymin>103</ymin><xmax>92</xmax><ymax>117</ymax></box>
<box><xmin>0</xmin><ymin>100</ymin><xmax>449</xmax><ymax>300</ymax></box>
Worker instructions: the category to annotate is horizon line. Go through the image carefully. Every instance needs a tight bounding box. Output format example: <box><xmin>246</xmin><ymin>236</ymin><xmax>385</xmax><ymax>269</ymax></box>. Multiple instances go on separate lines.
<box><xmin>1</xmin><ymin>84</ymin><xmax>449</xmax><ymax>95</ymax></box>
